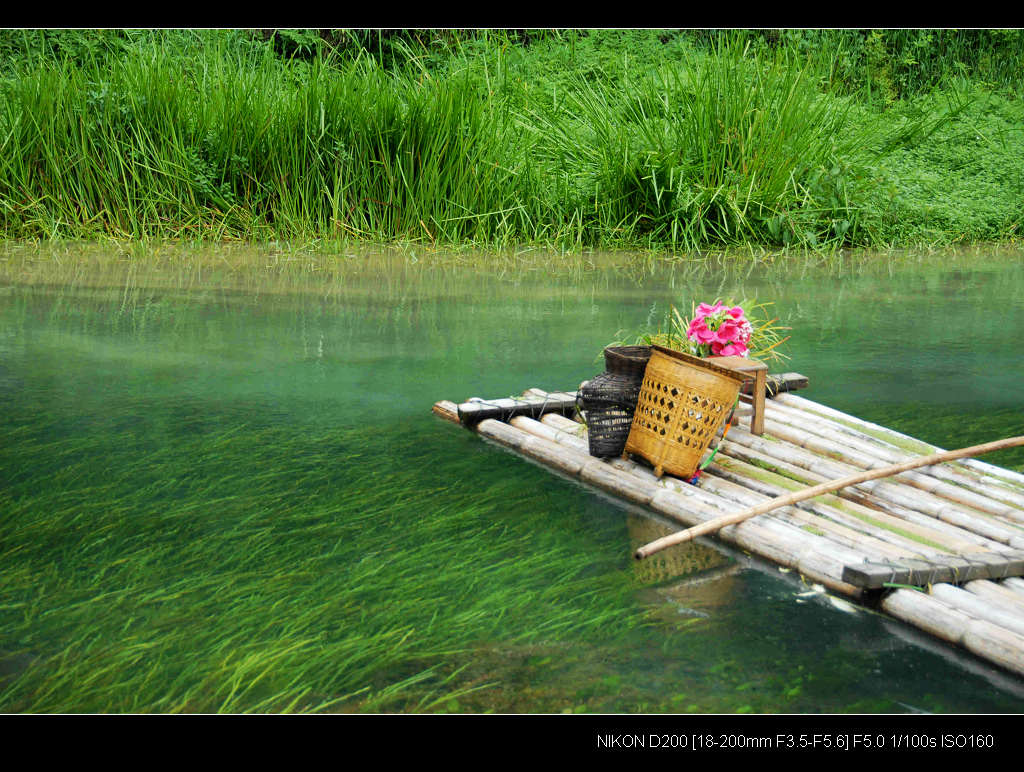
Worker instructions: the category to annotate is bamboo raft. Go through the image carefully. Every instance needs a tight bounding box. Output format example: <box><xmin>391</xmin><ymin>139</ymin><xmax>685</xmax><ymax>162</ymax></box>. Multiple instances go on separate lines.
<box><xmin>432</xmin><ymin>379</ymin><xmax>1024</xmax><ymax>678</ymax></box>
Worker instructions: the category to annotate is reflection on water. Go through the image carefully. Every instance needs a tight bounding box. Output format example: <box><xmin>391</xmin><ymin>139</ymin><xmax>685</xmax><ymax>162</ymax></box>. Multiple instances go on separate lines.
<box><xmin>0</xmin><ymin>245</ymin><xmax>1022</xmax><ymax>713</ymax></box>
<box><xmin>627</xmin><ymin>513</ymin><xmax>734</xmax><ymax>588</ymax></box>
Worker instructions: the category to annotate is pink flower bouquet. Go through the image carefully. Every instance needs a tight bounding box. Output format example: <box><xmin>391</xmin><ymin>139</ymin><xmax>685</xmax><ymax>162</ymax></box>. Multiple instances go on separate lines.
<box><xmin>611</xmin><ymin>298</ymin><xmax>788</xmax><ymax>364</ymax></box>
<box><xmin>686</xmin><ymin>302</ymin><xmax>755</xmax><ymax>358</ymax></box>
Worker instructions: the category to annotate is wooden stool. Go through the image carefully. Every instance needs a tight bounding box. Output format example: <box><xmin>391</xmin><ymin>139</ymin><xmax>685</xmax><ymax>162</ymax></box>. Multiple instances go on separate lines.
<box><xmin>706</xmin><ymin>356</ymin><xmax>768</xmax><ymax>435</ymax></box>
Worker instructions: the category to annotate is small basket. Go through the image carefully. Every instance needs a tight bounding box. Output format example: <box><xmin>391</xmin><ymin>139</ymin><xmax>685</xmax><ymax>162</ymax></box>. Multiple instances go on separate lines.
<box><xmin>579</xmin><ymin>346</ymin><xmax>652</xmax><ymax>458</ymax></box>
<box><xmin>601</xmin><ymin>345</ymin><xmax>651</xmax><ymax>379</ymax></box>
<box><xmin>623</xmin><ymin>345</ymin><xmax>745</xmax><ymax>479</ymax></box>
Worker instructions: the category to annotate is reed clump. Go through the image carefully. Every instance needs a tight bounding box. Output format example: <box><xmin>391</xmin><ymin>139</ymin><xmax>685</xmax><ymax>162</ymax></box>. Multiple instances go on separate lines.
<box><xmin>0</xmin><ymin>29</ymin><xmax>1021</xmax><ymax>251</ymax></box>
<box><xmin>0</xmin><ymin>38</ymin><xmax>532</xmax><ymax>244</ymax></box>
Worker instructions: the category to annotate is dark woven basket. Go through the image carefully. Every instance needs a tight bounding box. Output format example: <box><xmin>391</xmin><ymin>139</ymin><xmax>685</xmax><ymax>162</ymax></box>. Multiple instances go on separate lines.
<box><xmin>580</xmin><ymin>346</ymin><xmax>652</xmax><ymax>457</ymax></box>
<box><xmin>603</xmin><ymin>345</ymin><xmax>652</xmax><ymax>378</ymax></box>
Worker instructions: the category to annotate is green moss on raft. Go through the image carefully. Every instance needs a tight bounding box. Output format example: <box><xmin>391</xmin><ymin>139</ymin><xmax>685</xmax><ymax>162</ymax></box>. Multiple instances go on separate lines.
<box><xmin>715</xmin><ymin>455</ymin><xmax>956</xmax><ymax>553</ymax></box>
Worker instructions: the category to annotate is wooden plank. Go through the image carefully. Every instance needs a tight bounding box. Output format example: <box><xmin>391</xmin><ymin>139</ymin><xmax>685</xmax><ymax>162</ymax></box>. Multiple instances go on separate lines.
<box><xmin>456</xmin><ymin>392</ymin><xmax>578</xmax><ymax>425</ymax></box>
<box><xmin>842</xmin><ymin>551</ymin><xmax>1024</xmax><ymax>589</ymax></box>
<box><xmin>706</xmin><ymin>355</ymin><xmax>769</xmax><ymax>435</ymax></box>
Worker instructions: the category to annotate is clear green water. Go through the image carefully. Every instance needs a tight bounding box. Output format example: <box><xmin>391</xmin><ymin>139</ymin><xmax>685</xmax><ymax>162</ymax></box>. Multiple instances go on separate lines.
<box><xmin>1</xmin><ymin>249</ymin><xmax>1023</xmax><ymax>713</ymax></box>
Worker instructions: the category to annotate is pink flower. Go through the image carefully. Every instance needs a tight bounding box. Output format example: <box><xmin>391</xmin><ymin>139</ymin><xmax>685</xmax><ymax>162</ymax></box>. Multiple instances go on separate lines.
<box><xmin>716</xmin><ymin>320</ymin><xmax>740</xmax><ymax>343</ymax></box>
<box><xmin>717</xmin><ymin>343</ymin><xmax>748</xmax><ymax>357</ymax></box>
<box><xmin>696</xmin><ymin>302</ymin><xmax>723</xmax><ymax>318</ymax></box>
<box><xmin>687</xmin><ymin>317</ymin><xmax>718</xmax><ymax>344</ymax></box>
<box><xmin>727</xmin><ymin>306</ymin><xmax>745</xmax><ymax>319</ymax></box>
<box><xmin>695</xmin><ymin>327</ymin><xmax>717</xmax><ymax>344</ymax></box>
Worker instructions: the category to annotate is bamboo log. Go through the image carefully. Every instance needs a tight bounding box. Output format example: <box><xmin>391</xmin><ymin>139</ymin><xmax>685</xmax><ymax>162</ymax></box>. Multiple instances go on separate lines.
<box><xmin>431</xmin><ymin>399</ymin><xmax>460</xmax><ymax>424</ymax></box>
<box><xmin>512</xmin><ymin>413</ymin><xmax>865</xmax><ymax>596</ymax></box>
<box><xmin>722</xmin><ymin>425</ymin><xmax>1024</xmax><ymax>549</ymax></box>
<box><xmin>515</xmin><ymin>414</ymin><xmax>866</xmax><ymax>596</ymax></box>
<box><xmin>544</xmin><ymin>409</ymin><xmax>1014</xmax><ymax>554</ymax></box>
<box><xmin>929</xmin><ymin>583</ymin><xmax>1024</xmax><ymax>639</ymax></box>
<box><xmin>761</xmin><ymin>404</ymin><xmax>1024</xmax><ymax>521</ymax></box>
<box><xmin>649</xmin><ymin>487</ymin><xmax>865</xmax><ymax>597</ymax></box>
<box><xmin>1004</xmin><ymin>577</ymin><xmax>1024</xmax><ymax>597</ymax></box>
<box><xmin>705</xmin><ymin>455</ymin><xmax>956</xmax><ymax>559</ymax></box>
<box><xmin>696</xmin><ymin>467</ymin><xmax>921</xmax><ymax>562</ymax></box>
<box><xmin>635</xmin><ymin>436</ymin><xmax>1024</xmax><ymax>560</ymax></box>
<box><xmin>775</xmin><ymin>392</ymin><xmax>1024</xmax><ymax>492</ymax></box>
<box><xmin>881</xmin><ymin>588</ymin><xmax>1024</xmax><ymax>676</ymax></box>
<box><xmin>964</xmin><ymin>579</ymin><xmax>1024</xmax><ymax>614</ymax></box>
<box><xmin>764</xmin><ymin>397</ymin><xmax>1024</xmax><ymax>511</ymax></box>
<box><xmin>549</xmin><ymin>408</ymin><xmax>1019</xmax><ymax>553</ymax></box>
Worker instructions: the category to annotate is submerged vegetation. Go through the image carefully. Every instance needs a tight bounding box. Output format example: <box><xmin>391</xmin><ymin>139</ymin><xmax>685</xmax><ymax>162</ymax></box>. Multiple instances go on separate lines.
<box><xmin>0</xmin><ymin>29</ymin><xmax>1022</xmax><ymax>251</ymax></box>
<box><xmin>3</xmin><ymin>253</ymin><xmax>1024</xmax><ymax>712</ymax></box>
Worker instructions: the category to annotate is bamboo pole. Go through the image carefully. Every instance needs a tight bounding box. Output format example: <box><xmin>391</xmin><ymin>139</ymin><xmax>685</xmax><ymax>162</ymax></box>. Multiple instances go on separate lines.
<box><xmin>635</xmin><ymin>436</ymin><xmax>1024</xmax><ymax>560</ymax></box>
<box><xmin>761</xmin><ymin>411</ymin><xmax>1024</xmax><ymax>522</ymax></box>
<box><xmin>722</xmin><ymin>425</ymin><xmax>1024</xmax><ymax>549</ymax></box>
<box><xmin>763</xmin><ymin>397</ymin><xmax>1024</xmax><ymax>512</ymax></box>
<box><xmin>714</xmin><ymin>440</ymin><xmax>995</xmax><ymax>553</ymax></box>
<box><xmin>775</xmin><ymin>392</ymin><xmax>1024</xmax><ymax>491</ymax></box>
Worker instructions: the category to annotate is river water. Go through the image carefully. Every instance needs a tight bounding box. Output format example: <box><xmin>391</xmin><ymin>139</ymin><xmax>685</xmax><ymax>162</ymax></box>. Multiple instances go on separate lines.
<box><xmin>1</xmin><ymin>246</ymin><xmax>1022</xmax><ymax>713</ymax></box>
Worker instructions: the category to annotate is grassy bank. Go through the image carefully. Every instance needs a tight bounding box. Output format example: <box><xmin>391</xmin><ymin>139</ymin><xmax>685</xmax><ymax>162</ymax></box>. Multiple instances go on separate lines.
<box><xmin>0</xmin><ymin>29</ymin><xmax>1022</xmax><ymax>251</ymax></box>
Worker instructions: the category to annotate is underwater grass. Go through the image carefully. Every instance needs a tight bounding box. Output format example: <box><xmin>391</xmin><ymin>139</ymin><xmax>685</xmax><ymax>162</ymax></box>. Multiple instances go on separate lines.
<box><xmin>3</xmin><ymin>255</ymin><xmax>1024</xmax><ymax>713</ymax></box>
<box><xmin>0</xmin><ymin>397</ymin><xmax>651</xmax><ymax>713</ymax></box>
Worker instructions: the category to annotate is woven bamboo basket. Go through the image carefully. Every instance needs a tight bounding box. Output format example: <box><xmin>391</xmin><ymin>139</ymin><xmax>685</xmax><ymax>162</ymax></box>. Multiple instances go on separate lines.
<box><xmin>579</xmin><ymin>346</ymin><xmax>652</xmax><ymax>458</ymax></box>
<box><xmin>623</xmin><ymin>345</ymin><xmax>746</xmax><ymax>479</ymax></box>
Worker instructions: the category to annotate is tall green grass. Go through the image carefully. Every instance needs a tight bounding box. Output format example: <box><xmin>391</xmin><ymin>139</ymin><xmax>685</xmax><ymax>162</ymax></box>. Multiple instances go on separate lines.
<box><xmin>0</xmin><ymin>39</ymin><xmax>532</xmax><ymax>243</ymax></box>
<box><xmin>0</xmin><ymin>30</ymin><xmax>1021</xmax><ymax>250</ymax></box>
<box><xmin>524</xmin><ymin>38</ymin><xmax>873</xmax><ymax>250</ymax></box>
<box><xmin>753</xmin><ymin>29</ymin><xmax>1024</xmax><ymax>101</ymax></box>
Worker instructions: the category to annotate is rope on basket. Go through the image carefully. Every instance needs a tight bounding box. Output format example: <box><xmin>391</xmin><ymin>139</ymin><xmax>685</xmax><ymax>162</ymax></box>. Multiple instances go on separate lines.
<box><xmin>687</xmin><ymin>392</ymin><xmax>741</xmax><ymax>486</ymax></box>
